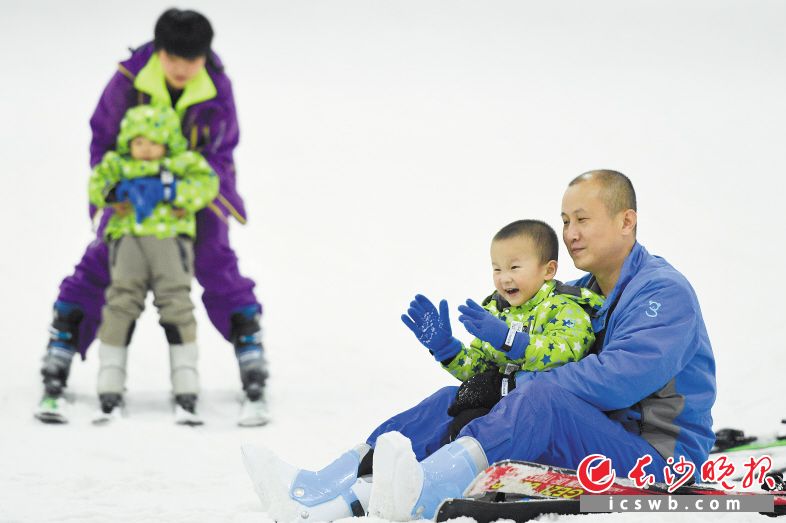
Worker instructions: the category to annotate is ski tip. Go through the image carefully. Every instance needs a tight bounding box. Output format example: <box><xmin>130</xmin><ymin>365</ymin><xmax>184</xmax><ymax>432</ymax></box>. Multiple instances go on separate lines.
<box><xmin>174</xmin><ymin>404</ymin><xmax>204</xmax><ymax>426</ymax></box>
<box><xmin>238</xmin><ymin>398</ymin><xmax>270</xmax><ymax>427</ymax></box>
<box><xmin>238</xmin><ymin>417</ymin><xmax>270</xmax><ymax>427</ymax></box>
<box><xmin>34</xmin><ymin>412</ymin><xmax>68</xmax><ymax>424</ymax></box>
<box><xmin>175</xmin><ymin>418</ymin><xmax>205</xmax><ymax>426</ymax></box>
<box><xmin>92</xmin><ymin>407</ymin><xmax>124</xmax><ymax>425</ymax></box>
<box><xmin>34</xmin><ymin>396</ymin><xmax>68</xmax><ymax>424</ymax></box>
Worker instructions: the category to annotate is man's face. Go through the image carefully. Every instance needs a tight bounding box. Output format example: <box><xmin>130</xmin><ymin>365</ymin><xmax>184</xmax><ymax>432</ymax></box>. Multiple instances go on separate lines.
<box><xmin>561</xmin><ymin>180</ymin><xmax>631</xmax><ymax>276</ymax></box>
<box><xmin>491</xmin><ymin>235</ymin><xmax>556</xmax><ymax>307</ymax></box>
<box><xmin>158</xmin><ymin>50</ymin><xmax>206</xmax><ymax>90</ymax></box>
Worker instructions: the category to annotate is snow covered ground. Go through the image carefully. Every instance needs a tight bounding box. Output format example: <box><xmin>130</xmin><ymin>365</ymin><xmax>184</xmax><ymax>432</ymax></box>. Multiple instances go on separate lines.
<box><xmin>1</xmin><ymin>1</ymin><xmax>785</xmax><ymax>521</ymax></box>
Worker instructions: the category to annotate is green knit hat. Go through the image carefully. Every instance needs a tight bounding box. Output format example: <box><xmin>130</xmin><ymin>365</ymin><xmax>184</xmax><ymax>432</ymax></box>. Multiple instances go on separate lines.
<box><xmin>116</xmin><ymin>104</ymin><xmax>187</xmax><ymax>156</ymax></box>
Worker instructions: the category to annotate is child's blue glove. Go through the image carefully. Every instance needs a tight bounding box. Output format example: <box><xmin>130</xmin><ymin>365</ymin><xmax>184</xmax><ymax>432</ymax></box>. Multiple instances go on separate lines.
<box><xmin>458</xmin><ymin>299</ymin><xmax>529</xmax><ymax>359</ymax></box>
<box><xmin>115</xmin><ymin>172</ymin><xmax>177</xmax><ymax>224</ymax></box>
<box><xmin>401</xmin><ymin>294</ymin><xmax>462</xmax><ymax>363</ymax></box>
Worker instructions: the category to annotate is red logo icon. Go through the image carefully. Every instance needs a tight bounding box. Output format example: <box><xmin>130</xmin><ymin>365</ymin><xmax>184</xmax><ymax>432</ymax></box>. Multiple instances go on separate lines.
<box><xmin>577</xmin><ymin>454</ymin><xmax>616</xmax><ymax>493</ymax></box>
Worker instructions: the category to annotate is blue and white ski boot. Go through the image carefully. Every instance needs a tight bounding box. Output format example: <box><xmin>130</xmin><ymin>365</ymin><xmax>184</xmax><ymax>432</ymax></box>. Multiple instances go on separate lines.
<box><xmin>40</xmin><ymin>301</ymin><xmax>83</xmax><ymax>397</ymax></box>
<box><xmin>35</xmin><ymin>301</ymin><xmax>83</xmax><ymax>424</ymax></box>
<box><xmin>367</xmin><ymin>431</ymin><xmax>488</xmax><ymax>521</ymax></box>
<box><xmin>232</xmin><ymin>305</ymin><xmax>271</xmax><ymax>427</ymax></box>
<box><xmin>241</xmin><ymin>443</ymin><xmax>372</xmax><ymax>522</ymax></box>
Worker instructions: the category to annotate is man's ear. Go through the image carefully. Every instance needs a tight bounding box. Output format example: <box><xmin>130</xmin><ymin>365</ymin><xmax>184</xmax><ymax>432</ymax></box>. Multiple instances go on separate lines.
<box><xmin>621</xmin><ymin>209</ymin><xmax>638</xmax><ymax>236</ymax></box>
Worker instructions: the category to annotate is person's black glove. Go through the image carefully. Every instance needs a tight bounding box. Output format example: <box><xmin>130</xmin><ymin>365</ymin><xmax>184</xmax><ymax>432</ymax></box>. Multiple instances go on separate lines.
<box><xmin>447</xmin><ymin>408</ymin><xmax>490</xmax><ymax>442</ymax></box>
<box><xmin>447</xmin><ymin>368</ymin><xmax>515</xmax><ymax>417</ymax></box>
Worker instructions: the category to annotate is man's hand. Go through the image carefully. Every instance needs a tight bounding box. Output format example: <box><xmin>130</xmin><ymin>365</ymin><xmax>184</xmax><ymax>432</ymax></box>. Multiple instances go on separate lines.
<box><xmin>457</xmin><ymin>299</ymin><xmax>509</xmax><ymax>350</ymax></box>
<box><xmin>401</xmin><ymin>294</ymin><xmax>461</xmax><ymax>362</ymax></box>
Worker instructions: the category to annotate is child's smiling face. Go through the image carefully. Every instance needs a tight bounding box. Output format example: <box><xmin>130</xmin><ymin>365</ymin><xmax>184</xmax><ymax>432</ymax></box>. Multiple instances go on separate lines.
<box><xmin>491</xmin><ymin>234</ymin><xmax>556</xmax><ymax>307</ymax></box>
<box><xmin>129</xmin><ymin>136</ymin><xmax>166</xmax><ymax>161</ymax></box>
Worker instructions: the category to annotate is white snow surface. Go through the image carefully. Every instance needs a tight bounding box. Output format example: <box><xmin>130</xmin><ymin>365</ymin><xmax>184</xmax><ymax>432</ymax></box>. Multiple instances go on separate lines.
<box><xmin>2</xmin><ymin>1</ymin><xmax>785</xmax><ymax>522</ymax></box>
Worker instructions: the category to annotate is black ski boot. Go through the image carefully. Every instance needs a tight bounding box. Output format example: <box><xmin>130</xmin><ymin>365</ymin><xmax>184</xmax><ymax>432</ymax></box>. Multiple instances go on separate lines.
<box><xmin>174</xmin><ymin>393</ymin><xmax>203</xmax><ymax>425</ymax></box>
<box><xmin>41</xmin><ymin>301</ymin><xmax>84</xmax><ymax>397</ymax></box>
<box><xmin>712</xmin><ymin>428</ymin><xmax>758</xmax><ymax>452</ymax></box>
<box><xmin>99</xmin><ymin>393</ymin><xmax>123</xmax><ymax>414</ymax></box>
<box><xmin>174</xmin><ymin>393</ymin><xmax>198</xmax><ymax>414</ymax></box>
<box><xmin>230</xmin><ymin>306</ymin><xmax>269</xmax><ymax>402</ymax></box>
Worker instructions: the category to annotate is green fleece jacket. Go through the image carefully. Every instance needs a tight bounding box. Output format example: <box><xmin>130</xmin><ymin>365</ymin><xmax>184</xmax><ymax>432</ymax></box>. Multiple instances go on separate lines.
<box><xmin>444</xmin><ymin>280</ymin><xmax>604</xmax><ymax>380</ymax></box>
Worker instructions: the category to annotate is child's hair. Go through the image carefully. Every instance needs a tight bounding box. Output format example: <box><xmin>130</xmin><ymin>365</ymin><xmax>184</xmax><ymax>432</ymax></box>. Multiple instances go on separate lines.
<box><xmin>154</xmin><ymin>8</ymin><xmax>214</xmax><ymax>59</ymax></box>
<box><xmin>493</xmin><ymin>220</ymin><xmax>559</xmax><ymax>264</ymax></box>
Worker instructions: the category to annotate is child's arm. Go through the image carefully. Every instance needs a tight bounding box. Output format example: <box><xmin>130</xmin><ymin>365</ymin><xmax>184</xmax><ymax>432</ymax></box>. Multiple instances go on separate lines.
<box><xmin>446</xmin><ymin>297</ymin><xmax>598</xmax><ymax>380</ymax></box>
<box><xmin>88</xmin><ymin>151</ymin><xmax>124</xmax><ymax>208</ymax></box>
<box><xmin>167</xmin><ymin>152</ymin><xmax>219</xmax><ymax>212</ymax></box>
<box><xmin>441</xmin><ymin>337</ymin><xmax>505</xmax><ymax>381</ymax></box>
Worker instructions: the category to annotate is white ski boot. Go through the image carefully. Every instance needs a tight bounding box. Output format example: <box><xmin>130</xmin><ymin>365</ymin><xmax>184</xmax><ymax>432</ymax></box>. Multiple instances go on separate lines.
<box><xmin>241</xmin><ymin>443</ymin><xmax>372</xmax><ymax>521</ymax></box>
<box><xmin>367</xmin><ymin>431</ymin><xmax>487</xmax><ymax>521</ymax></box>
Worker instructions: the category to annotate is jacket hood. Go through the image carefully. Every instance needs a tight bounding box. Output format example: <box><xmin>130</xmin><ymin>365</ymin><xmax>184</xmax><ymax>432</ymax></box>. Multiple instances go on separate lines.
<box><xmin>116</xmin><ymin>104</ymin><xmax>187</xmax><ymax>155</ymax></box>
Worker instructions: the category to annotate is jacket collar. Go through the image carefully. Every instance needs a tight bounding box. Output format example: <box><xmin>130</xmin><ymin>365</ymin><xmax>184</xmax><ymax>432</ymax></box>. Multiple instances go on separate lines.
<box><xmin>521</xmin><ymin>280</ymin><xmax>557</xmax><ymax>310</ymax></box>
<box><xmin>587</xmin><ymin>242</ymin><xmax>648</xmax><ymax>317</ymax></box>
<box><xmin>134</xmin><ymin>52</ymin><xmax>217</xmax><ymax>119</ymax></box>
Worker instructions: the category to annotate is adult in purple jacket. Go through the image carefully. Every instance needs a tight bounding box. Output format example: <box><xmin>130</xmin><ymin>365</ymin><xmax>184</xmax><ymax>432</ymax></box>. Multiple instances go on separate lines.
<box><xmin>40</xmin><ymin>9</ymin><xmax>267</xmax><ymax>404</ymax></box>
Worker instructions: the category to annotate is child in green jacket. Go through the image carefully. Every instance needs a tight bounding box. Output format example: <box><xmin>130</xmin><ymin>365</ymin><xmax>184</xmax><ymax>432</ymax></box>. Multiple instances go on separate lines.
<box><xmin>88</xmin><ymin>104</ymin><xmax>218</xmax><ymax>422</ymax></box>
<box><xmin>402</xmin><ymin>219</ymin><xmax>604</xmax><ymax>436</ymax></box>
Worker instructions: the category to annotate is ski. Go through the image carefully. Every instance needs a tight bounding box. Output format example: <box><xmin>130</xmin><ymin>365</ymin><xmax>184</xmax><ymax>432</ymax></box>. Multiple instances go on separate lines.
<box><xmin>711</xmin><ymin>422</ymin><xmax>786</xmax><ymax>480</ymax></box>
<box><xmin>34</xmin><ymin>395</ymin><xmax>68</xmax><ymax>424</ymax></box>
<box><xmin>435</xmin><ymin>459</ymin><xmax>786</xmax><ymax>521</ymax></box>
<box><xmin>174</xmin><ymin>403</ymin><xmax>204</xmax><ymax>426</ymax></box>
<box><xmin>712</xmin><ymin>422</ymin><xmax>786</xmax><ymax>453</ymax></box>
<box><xmin>238</xmin><ymin>396</ymin><xmax>270</xmax><ymax>427</ymax></box>
<box><xmin>92</xmin><ymin>406</ymin><xmax>123</xmax><ymax>425</ymax></box>
<box><xmin>436</xmin><ymin>496</ymin><xmax>579</xmax><ymax>523</ymax></box>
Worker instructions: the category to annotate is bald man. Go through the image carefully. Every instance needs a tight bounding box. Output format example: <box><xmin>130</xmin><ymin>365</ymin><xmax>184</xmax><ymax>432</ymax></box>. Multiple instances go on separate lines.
<box><xmin>243</xmin><ymin>171</ymin><xmax>717</xmax><ymax>522</ymax></box>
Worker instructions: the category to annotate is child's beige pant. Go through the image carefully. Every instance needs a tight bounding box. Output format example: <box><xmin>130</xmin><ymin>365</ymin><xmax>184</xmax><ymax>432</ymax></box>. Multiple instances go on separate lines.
<box><xmin>97</xmin><ymin>236</ymin><xmax>199</xmax><ymax>396</ymax></box>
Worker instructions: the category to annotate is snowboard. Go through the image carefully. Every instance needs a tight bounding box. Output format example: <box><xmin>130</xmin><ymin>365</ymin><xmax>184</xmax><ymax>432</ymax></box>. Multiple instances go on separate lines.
<box><xmin>436</xmin><ymin>459</ymin><xmax>786</xmax><ymax>522</ymax></box>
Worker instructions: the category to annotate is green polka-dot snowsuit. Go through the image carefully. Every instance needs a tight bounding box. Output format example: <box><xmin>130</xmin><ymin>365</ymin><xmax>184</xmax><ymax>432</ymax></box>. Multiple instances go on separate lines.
<box><xmin>444</xmin><ymin>280</ymin><xmax>604</xmax><ymax>381</ymax></box>
<box><xmin>88</xmin><ymin>105</ymin><xmax>219</xmax><ymax>240</ymax></box>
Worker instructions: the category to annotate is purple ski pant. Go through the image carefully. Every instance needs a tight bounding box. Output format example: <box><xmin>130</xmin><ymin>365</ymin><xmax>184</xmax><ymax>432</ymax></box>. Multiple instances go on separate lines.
<box><xmin>57</xmin><ymin>208</ymin><xmax>260</xmax><ymax>357</ymax></box>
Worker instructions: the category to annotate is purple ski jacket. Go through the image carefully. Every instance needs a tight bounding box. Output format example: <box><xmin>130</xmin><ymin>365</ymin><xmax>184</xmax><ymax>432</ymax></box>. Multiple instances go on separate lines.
<box><xmin>88</xmin><ymin>42</ymin><xmax>246</xmax><ymax>224</ymax></box>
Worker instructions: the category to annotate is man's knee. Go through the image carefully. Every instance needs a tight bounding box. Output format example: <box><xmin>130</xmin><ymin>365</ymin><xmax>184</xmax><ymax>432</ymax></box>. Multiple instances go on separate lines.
<box><xmin>466</xmin><ymin>379</ymin><xmax>579</xmax><ymax>432</ymax></box>
<box><xmin>434</xmin><ymin>385</ymin><xmax>460</xmax><ymax>402</ymax></box>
